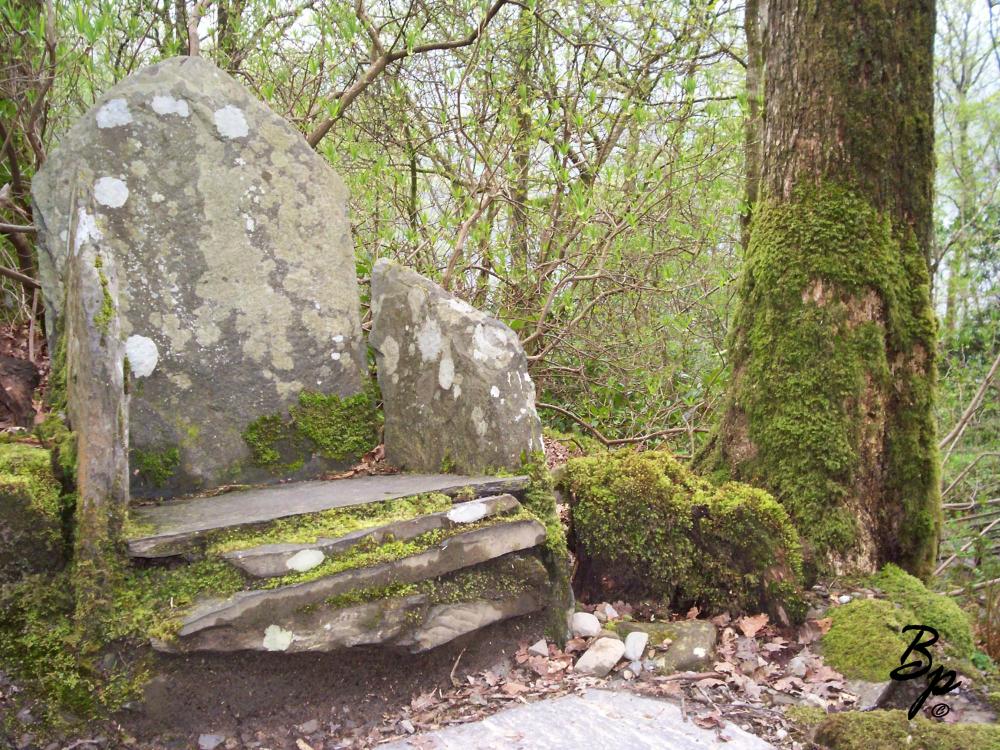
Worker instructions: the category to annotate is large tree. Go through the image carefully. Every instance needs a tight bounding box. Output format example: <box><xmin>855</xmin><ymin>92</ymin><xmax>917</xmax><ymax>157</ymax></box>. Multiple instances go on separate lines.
<box><xmin>703</xmin><ymin>0</ymin><xmax>940</xmax><ymax>577</ymax></box>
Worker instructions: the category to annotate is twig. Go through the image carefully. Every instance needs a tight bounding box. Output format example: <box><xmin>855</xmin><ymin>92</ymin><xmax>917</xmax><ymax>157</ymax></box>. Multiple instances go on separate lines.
<box><xmin>933</xmin><ymin>516</ymin><xmax>1000</xmax><ymax>576</ymax></box>
<box><xmin>0</xmin><ymin>222</ymin><xmax>35</xmax><ymax>234</ymax></box>
<box><xmin>537</xmin><ymin>401</ymin><xmax>702</xmax><ymax>447</ymax></box>
<box><xmin>941</xmin><ymin>452</ymin><xmax>1000</xmax><ymax>498</ymax></box>
<box><xmin>945</xmin><ymin>576</ymin><xmax>1000</xmax><ymax>597</ymax></box>
<box><xmin>450</xmin><ymin>646</ymin><xmax>467</xmax><ymax>687</ymax></box>
<box><xmin>28</xmin><ymin>287</ymin><xmax>38</xmax><ymax>363</ymax></box>
<box><xmin>655</xmin><ymin>671</ymin><xmax>718</xmax><ymax>682</ymax></box>
<box><xmin>187</xmin><ymin>0</ymin><xmax>213</xmax><ymax>56</ymax></box>
<box><xmin>0</xmin><ymin>265</ymin><xmax>39</xmax><ymax>289</ymax></box>
<box><xmin>939</xmin><ymin>351</ymin><xmax>1000</xmax><ymax>460</ymax></box>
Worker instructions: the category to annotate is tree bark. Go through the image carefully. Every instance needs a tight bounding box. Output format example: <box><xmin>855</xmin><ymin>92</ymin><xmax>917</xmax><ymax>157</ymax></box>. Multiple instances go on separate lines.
<box><xmin>704</xmin><ymin>0</ymin><xmax>939</xmax><ymax>578</ymax></box>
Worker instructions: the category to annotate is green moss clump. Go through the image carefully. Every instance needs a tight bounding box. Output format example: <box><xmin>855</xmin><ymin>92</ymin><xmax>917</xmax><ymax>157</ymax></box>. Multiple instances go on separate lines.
<box><xmin>784</xmin><ymin>705</ymin><xmax>828</xmax><ymax>730</ymax></box>
<box><xmin>820</xmin><ymin>599</ymin><xmax>912</xmax><ymax>681</ymax></box>
<box><xmin>242</xmin><ymin>385</ymin><xmax>381</xmax><ymax>473</ymax></box>
<box><xmin>35</xmin><ymin>416</ymin><xmax>77</xmax><ymax>484</ymax></box>
<box><xmin>131</xmin><ymin>446</ymin><xmax>180</xmax><ymax>488</ymax></box>
<box><xmin>814</xmin><ymin>710</ymin><xmax>1000</xmax><ymax>750</ymax></box>
<box><xmin>870</xmin><ymin>564</ymin><xmax>974</xmax><ymax>658</ymax></box>
<box><xmin>562</xmin><ymin>449</ymin><xmax>804</xmax><ymax>619</ymax></box>
<box><xmin>699</xmin><ymin>184</ymin><xmax>939</xmax><ymax>577</ymax></box>
<box><xmin>92</xmin><ymin>253</ymin><xmax>116</xmax><ymax>336</ymax></box>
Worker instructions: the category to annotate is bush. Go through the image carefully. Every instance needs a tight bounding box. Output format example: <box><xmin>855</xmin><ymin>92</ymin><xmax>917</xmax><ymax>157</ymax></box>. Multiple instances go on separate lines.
<box><xmin>561</xmin><ymin>450</ymin><xmax>804</xmax><ymax>620</ymax></box>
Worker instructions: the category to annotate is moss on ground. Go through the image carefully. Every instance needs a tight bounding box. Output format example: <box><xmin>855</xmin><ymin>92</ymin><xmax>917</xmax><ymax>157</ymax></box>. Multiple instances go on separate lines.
<box><xmin>814</xmin><ymin>710</ymin><xmax>1000</xmax><ymax>750</ymax></box>
<box><xmin>871</xmin><ymin>564</ymin><xmax>974</xmax><ymax>658</ymax></box>
<box><xmin>820</xmin><ymin>599</ymin><xmax>912</xmax><ymax>681</ymax></box>
<box><xmin>242</xmin><ymin>382</ymin><xmax>381</xmax><ymax>473</ymax></box>
<box><xmin>562</xmin><ymin>449</ymin><xmax>803</xmax><ymax>619</ymax></box>
<box><xmin>698</xmin><ymin>184</ymin><xmax>939</xmax><ymax>578</ymax></box>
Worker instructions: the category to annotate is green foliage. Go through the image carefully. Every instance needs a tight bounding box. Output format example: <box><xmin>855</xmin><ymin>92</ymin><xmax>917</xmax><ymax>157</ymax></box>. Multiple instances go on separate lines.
<box><xmin>0</xmin><ymin>442</ymin><xmax>64</xmax><ymax>522</ymax></box>
<box><xmin>814</xmin><ymin>710</ymin><xmax>1000</xmax><ymax>750</ymax></box>
<box><xmin>562</xmin><ymin>449</ymin><xmax>804</xmax><ymax>619</ymax></box>
<box><xmin>703</xmin><ymin>183</ymin><xmax>939</xmax><ymax>576</ymax></box>
<box><xmin>820</xmin><ymin>599</ymin><xmax>912</xmax><ymax>681</ymax></box>
<box><xmin>242</xmin><ymin>385</ymin><xmax>380</xmax><ymax>473</ymax></box>
<box><xmin>131</xmin><ymin>446</ymin><xmax>180</xmax><ymax>488</ymax></box>
<box><xmin>871</xmin><ymin>564</ymin><xmax>975</xmax><ymax>658</ymax></box>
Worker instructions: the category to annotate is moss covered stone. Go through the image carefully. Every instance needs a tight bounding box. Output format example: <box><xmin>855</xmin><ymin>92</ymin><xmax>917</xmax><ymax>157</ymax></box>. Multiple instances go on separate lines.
<box><xmin>871</xmin><ymin>564</ymin><xmax>974</xmax><ymax>658</ymax></box>
<box><xmin>701</xmin><ymin>184</ymin><xmax>939</xmax><ymax>578</ymax></box>
<box><xmin>0</xmin><ymin>443</ymin><xmax>69</xmax><ymax>582</ymax></box>
<box><xmin>562</xmin><ymin>449</ymin><xmax>804</xmax><ymax>620</ymax></box>
<box><xmin>814</xmin><ymin>710</ymin><xmax>1000</xmax><ymax>750</ymax></box>
<box><xmin>131</xmin><ymin>445</ymin><xmax>181</xmax><ymax>488</ymax></box>
<box><xmin>242</xmin><ymin>385</ymin><xmax>380</xmax><ymax>473</ymax></box>
<box><xmin>820</xmin><ymin>598</ymin><xmax>912</xmax><ymax>681</ymax></box>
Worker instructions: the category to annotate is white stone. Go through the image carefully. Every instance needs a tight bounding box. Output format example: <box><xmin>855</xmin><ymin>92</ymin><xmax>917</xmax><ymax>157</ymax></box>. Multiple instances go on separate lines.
<box><xmin>446</xmin><ymin>501</ymin><xmax>489</xmax><ymax>524</ymax></box>
<box><xmin>570</xmin><ymin>611</ymin><xmax>602</xmax><ymax>638</ymax></box>
<box><xmin>213</xmin><ymin>104</ymin><xmax>249</xmax><ymax>138</ymax></box>
<box><xmin>285</xmin><ymin>548</ymin><xmax>325</xmax><ymax>572</ymax></box>
<box><xmin>262</xmin><ymin>624</ymin><xmax>294</xmax><ymax>651</ymax></box>
<box><xmin>574</xmin><ymin>637</ymin><xmax>626</xmax><ymax>677</ymax></box>
<box><xmin>151</xmin><ymin>94</ymin><xmax>190</xmax><ymax>117</ymax></box>
<box><xmin>838</xmin><ymin>594</ymin><xmax>853</xmax><ymax>604</ymax></box>
<box><xmin>96</xmin><ymin>98</ymin><xmax>132</xmax><ymax>128</ymax></box>
<box><xmin>125</xmin><ymin>335</ymin><xmax>159</xmax><ymax>378</ymax></box>
<box><xmin>528</xmin><ymin>639</ymin><xmax>549</xmax><ymax>657</ymax></box>
<box><xmin>93</xmin><ymin>176</ymin><xmax>129</xmax><ymax>208</ymax></box>
<box><xmin>623</xmin><ymin>631</ymin><xmax>649</xmax><ymax>662</ymax></box>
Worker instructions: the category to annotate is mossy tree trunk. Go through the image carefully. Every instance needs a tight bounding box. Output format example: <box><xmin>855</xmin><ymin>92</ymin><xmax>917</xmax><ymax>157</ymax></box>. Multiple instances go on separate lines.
<box><xmin>706</xmin><ymin>0</ymin><xmax>940</xmax><ymax>577</ymax></box>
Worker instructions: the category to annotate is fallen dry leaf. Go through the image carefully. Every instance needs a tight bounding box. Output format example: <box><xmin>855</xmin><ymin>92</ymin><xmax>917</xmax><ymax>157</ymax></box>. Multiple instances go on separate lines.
<box><xmin>736</xmin><ymin>613</ymin><xmax>769</xmax><ymax>638</ymax></box>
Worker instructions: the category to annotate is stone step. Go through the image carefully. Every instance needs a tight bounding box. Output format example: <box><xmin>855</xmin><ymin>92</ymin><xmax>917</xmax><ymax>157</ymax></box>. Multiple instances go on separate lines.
<box><xmin>163</xmin><ymin>517</ymin><xmax>547</xmax><ymax>652</ymax></box>
<box><xmin>161</xmin><ymin>552</ymin><xmax>551</xmax><ymax>654</ymax></box>
<box><xmin>127</xmin><ymin>473</ymin><xmax>529</xmax><ymax>558</ymax></box>
<box><xmin>223</xmin><ymin>494</ymin><xmax>521</xmax><ymax>578</ymax></box>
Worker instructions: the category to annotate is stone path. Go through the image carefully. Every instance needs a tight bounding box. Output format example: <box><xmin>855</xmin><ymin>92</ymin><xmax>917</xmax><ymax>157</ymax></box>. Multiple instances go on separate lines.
<box><xmin>127</xmin><ymin>473</ymin><xmax>528</xmax><ymax>556</ymax></box>
<box><xmin>381</xmin><ymin>689</ymin><xmax>774</xmax><ymax>749</ymax></box>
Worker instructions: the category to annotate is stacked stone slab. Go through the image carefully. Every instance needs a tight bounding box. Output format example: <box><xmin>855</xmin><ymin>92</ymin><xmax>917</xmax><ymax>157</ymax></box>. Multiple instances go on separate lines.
<box><xmin>32</xmin><ymin>56</ymin><xmax>365</xmax><ymax>497</ymax></box>
<box><xmin>370</xmin><ymin>260</ymin><xmax>544</xmax><ymax>473</ymax></box>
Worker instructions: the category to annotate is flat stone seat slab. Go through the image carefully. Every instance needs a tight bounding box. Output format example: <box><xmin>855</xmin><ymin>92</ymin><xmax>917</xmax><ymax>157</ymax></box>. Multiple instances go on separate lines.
<box><xmin>224</xmin><ymin>494</ymin><xmax>522</xmax><ymax>578</ymax></box>
<box><xmin>165</xmin><ymin>518</ymin><xmax>547</xmax><ymax>652</ymax></box>
<box><xmin>127</xmin><ymin>473</ymin><xmax>529</xmax><ymax>558</ymax></box>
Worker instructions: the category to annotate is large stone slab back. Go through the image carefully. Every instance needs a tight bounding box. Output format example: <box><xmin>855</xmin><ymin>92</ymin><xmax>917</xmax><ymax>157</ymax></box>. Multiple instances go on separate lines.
<box><xmin>32</xmin><ymin>56</ymin><xmax>365</xmax><ymax>496</ymax></box>
<box><xmin>369</xmin><ymin>260</ymin><xmax>543</xmax><ymax>473</ymax></box>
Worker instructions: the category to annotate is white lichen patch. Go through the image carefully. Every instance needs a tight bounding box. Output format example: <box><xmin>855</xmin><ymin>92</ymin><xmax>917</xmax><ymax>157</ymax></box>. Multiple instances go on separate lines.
<box><xmin>125</xmin><ymin>335</ymin><xmax>159</xmax><ymax>378</ymax></box>
<box><xmin>151</xmin><ymin>192</ymin><xmax>165</xmax><ymax>203</ymax></box>
<box><xmin>262</xmin><ymin>624</ymin><xmax>295</xmax><ymax>652</ymax></box>
<box><xmin>438</xmin><ymin>351</ymin><xmax>455</xmax><ymax>390</ymax></box>
<box><xmin>471</xmin><ymin>406</ymin><xmax>488</xmax><ymax>437</ymax></box>
<box><xmin>285</xmin><ymin>549</ymin><xmax>325</xmax><ymax>573</ymax></box>
<box><xmin>693</xmin><ymin>647</ymin><xmax>707</xmax><ymax>658</ymax></box>
<box><xmin>331</xmin><ymin>352</ymin><xmax>341</xmax><ymax>361</ymax></box>
<box><xmin>151</xmin><ymin>94</ymin><xmax>190</xmax><ymax>117</ymax></box>
<box><xmin>447</xmin><ymin>501</ymin><xmax>489</xmax><ymax>524</ymax></box>
<box><xmin>472</xmin><ymin>324</ymin><xmax>511</xmax><ymax>364</ymax></box>
<box><xmin>490</xmin><ymin>385</ymin><xmax>501</xmax><ymax>398</ymax></box>
<box><xmin>213</xmin><ymin>105</ymin><xmax>249</xmax><ymax>138</ymax></box>
<box><xmin>416</xmin><ymin>319</ymin><xmax>443</xmax><ymax>362</ymax></box>
<box><xmin>446</xmin><ymin>297</ymin><xmax>477</xmax><ymax>316</ymax></box>
<box><xmin>96</xmin><ymin>98</ymin><xmax>132</xmax><ymax>128</ymax></box>
<box><xmin>381</xmin><ymin>335</ymin><xmax>400</xmax><ymax>376</ymax></box>
<box><xmin>74</xmin><ymin>209</ymin><xmax>103</xmax><ymax>252</ymax></box>
<box><xmin>94</xmin><ymin>176</ymin><xmax>129</xmax><ymax>208</ymax></box>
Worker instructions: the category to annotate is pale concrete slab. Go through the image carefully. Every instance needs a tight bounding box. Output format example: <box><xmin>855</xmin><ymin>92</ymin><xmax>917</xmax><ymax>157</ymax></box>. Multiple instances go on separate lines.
<box><xmin>128</xmin><ymin>473</ymin><xmax>529</xmax><ymax>557</ymax></box>
<box><xmin>380</xmin><ymin>689</ymin><xmax>774</xmax><ymax>750</ymax></box>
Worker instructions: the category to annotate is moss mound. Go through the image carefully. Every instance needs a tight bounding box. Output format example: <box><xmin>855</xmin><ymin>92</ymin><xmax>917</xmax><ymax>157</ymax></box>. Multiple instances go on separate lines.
<box><xmin>871</xmin><ymin>564</ymin><xmax>974</xmax><ymax>658</ymax></box>
<box><xmin>820</xmin><ymin>598</ymin><xmax>912</xmax><ymax>681</ymax></box>
<box><xmin>814</xmin><ymin>710</ymin><xmax>1000</xmax><ymax>750</ymax></box>
<box><xmin>562</xmin><ymin>450</ymin><xmax>804</xmax><ymax>620</ymax></box>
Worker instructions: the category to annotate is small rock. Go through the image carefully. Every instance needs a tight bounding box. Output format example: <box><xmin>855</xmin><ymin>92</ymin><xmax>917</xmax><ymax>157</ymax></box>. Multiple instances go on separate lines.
<box><xmin>775</xmin><ymin>728</ymin><xmax>789</xmax><ymax>740</ymax></box>
<box><xmin>804</xmin><ymin>693</ymin><xmax>829</xmax><ymax>710</ymax></box>
<box><xmin>570</xmin><ymin>611</ymin><xmax>602</xmax><ymax>638</ymax></box>
<box><xmin>845</xmin><ymin>679</ymin><xmax>891</xmax><ymax>710</ymax></box>
<box><xmin>399</xmin><ymin>718</ymin><xmax>416</xmax><ymax>734</ymax></box>
<box><xmin>296</xmin><ymin>719</ymin><xmax>320</xmax><ymax>735</ymax></box>
<box><xmin>594</xmin><ymin>609</ymin><xmax>608</xmax><ymax>623</ymax></box>
<box><xmin>837</xmin><ymin>594</ymin><xmax>852</xmax><ymax>604</ymax></box>
<box><xmin>593</xmin><ymin>629</ymin><xmax>621</xmax><ymax>642</ymax></box>
<box><xmin>622</xmin><ymin>668</ymin><xmax>635</xmax><ymax>680</ymax></box>
<box><xmin>15</xmin><ymin>707</ymin><xmax>34</xmax><ymax>725</ymax></box>
<box><xmin>629</xmin><ymin>660</ymin><xmax>644</xmax><ymax>673</ymax></box>
<box><xmin>574</xmin><ymin>638</ymin><xmax>626</xmax><ymax>677</ymax></box>
<box><xmin>623</xmin><ymin>631</ymin><xmax>649</xmax><ymax>661</ymax></box>
<box><xmin>787</xmin><ymin>655</ymin><xmax>808</xmax><ymax>678</ymax></box>
<box><xmin>528</xmin><ymin>639</ymin><xmax>549</xmax><ymax>657</ymax></box>
<box><xmin>198</xmin><ymin>734</ymin><xmax>226</xmax><ymax>750</ymax></box>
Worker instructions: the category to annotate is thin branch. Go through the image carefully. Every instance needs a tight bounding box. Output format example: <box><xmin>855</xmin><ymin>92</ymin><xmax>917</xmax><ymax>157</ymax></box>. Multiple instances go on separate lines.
<box><xmin>938</xmin><ymin>350</ymin><xmax>1000</xmax><ymax>458</ymax></box>
<box><xmin>0</xmin><ymin>222</ymin><xmax>35</xmax><ymax>234</ymax></box>
<box><xmin>933</xmin><ymin>516</ymin><xmax>1000</xmax><ymax>577</ymax></box>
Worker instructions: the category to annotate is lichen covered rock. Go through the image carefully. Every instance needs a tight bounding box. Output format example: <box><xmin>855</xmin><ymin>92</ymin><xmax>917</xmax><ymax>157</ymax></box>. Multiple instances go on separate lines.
<box><xmin>369</xmin><ymin>259</ymin><xmax>543</xmax><ymax>473</ymax></box>
<box><xmin>562</xmin><ymin>450</ymin><xmax>804</xmax><ymax>621</ymax></box>
<box><xmin>0</xmin><ymin>443</ymin><xmax>66</xmax><ymax>582</ymax></box>
<box><xmin>32</xmin><ymin>56</ymin><xmax>365</xmax><ymax>497</ymax></box>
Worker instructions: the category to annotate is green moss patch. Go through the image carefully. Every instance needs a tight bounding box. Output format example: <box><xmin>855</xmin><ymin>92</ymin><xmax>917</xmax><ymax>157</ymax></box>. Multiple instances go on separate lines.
<box><xmin>871</xmin><ymin>564</ymin><xmax>974</xmax><ymax>658</ymax></box>
<box><xmin>562</xmin><ymin>449</ymin><xmax>804</xmax><ymax>620</ymax></box>
<box><xmin>242</xmin><ymin>385</ymin><xmax>381</xmax><ymax>473</ymax></box>
<box><xmin>820</xmin><ymin>598</ymin><xmax>912</xmax><ymax>681</ymax></box>
<box><xmin>814</xmin><ymin>710</ymin><xmax>1000</xmax><ymax>750</ymax></box>
<box><xmin>132</xmin><ymin>446</ymin><xmax>181</xmax><ymax>488</ymax></box>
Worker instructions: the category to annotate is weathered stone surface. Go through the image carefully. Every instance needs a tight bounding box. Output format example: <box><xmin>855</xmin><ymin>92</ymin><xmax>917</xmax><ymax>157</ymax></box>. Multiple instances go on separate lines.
<box><xmin>224</xmin><ymin>493</ymin><xmax>521</xmax><ymax>577</ymax></box>
<box><xmin>163</xmin><ymin>552</ymin><xmax>550</xmax><ymax>653</ymax></box>
<box><xmin>369</xmin><ymin>260</ymin><xmax>543</xmax><ymax>473</ymax></box>
<box><xmin>622</xmin><ymin>631</ymin><xmax>649</xmax><ymax>662</ymax></box>
<box><xmin>380</xmin><ymin>689</ymin><xmax>775</xmax><ymax>750</ymax></box>
<box><xmin>32</xmin><ymin>56</ymin><xmax>365</xmax><ymax>497</ymax></box>
<box><xmin>570</xmin><ymin>611</ymin><xmax>602</xmax><ymax>638</ymax></box>
<box><xmin>169</xmin><ymin>519</ymin><xmax>546</xmax><ymax>648</ymax></box>
<box><xmin>619</xmin><ymin>620</ymin><xmax>717</xmax><ymax>674</ymax></box>
<box><xmin>127</xmin><ymin>472</ymin><xmax>529</xmax><ymax>557</ymax></box>
<box><xmin>574</xmin><ymin>637</ymin><xmax>625</xmax><ymax>677</ymax></box>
